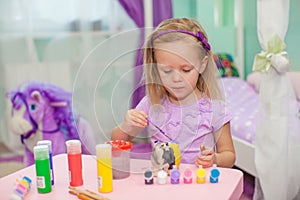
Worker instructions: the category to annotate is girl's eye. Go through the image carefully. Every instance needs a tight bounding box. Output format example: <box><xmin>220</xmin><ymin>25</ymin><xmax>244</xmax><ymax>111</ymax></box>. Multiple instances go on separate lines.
<box><xmin>163</xmin><ymin>70</ymin><xmax>172</xmax><ymax>74</ymax></box>
<box><xmin>183</xmin><ymin>69</ymin><xmax>192</xmax><ymax>73</ymax></box>
<box><xmin>182</xmin><ymin>68</ymin><xmax>192</xmax><ymax>73</ymax></box>
<box><xmin>30</xmin><ymin>104</ymin><xmax>37</xmax><ymax>111</ymax></box>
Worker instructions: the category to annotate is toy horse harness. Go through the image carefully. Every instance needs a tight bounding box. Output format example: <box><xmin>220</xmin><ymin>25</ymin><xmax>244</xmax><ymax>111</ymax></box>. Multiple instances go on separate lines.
<box><xmin>11</xmin><ymin>92</ymin><xmax>60</xmax><ymax>144</ymax></box>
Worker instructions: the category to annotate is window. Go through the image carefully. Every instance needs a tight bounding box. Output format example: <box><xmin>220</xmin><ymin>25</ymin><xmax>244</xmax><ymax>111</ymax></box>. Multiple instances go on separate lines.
<box><xmin>0</xmin><ymin>0</ymin><xmax>136</xmax><ymax>34</ymax></box>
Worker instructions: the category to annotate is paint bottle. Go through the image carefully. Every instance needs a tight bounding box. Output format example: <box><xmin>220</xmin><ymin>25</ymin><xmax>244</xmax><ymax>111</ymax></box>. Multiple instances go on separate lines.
<box><xmin>66</xmin><ymin>140</ymin><xmax>83</xmax><ymax>186</ymax></box>
<box><xmin>144</xmin><ymin>169</ymin><xmax>154</xmax><ymax>185</ymax></box>
<box><xmin>37</xmin><ymin>140</ymin><xmax>54</xmax><ymax>185</ymax></box>
<box><xmin>183</xmin><ymin>168</ymin><xmax>193</xmax><ymax>184</ymax></box>
<box><xmin>96</xmin><ymin>144</ymin><xmax>113</xmax><ymax>193</ymax></box>
<box><xmin>157</xmin><ymin>169</ymin><xmax>168</xmax><ymax>185</ymax></box>
<box><xmin>170</xmin><ymin>165</ymin><xmax>180</xmax><ymax>184</ymax></box>
<box><xmin>33</xmin><ymin>145</ymin><xmax>52</xmax><ymax>193</ymax></box>
<box><xmin>196</xmin><ymin>165</ymin><xmax>206</xmax><ymax>184</ymax></box>
<box><xmin>210</xmin><ymin>164</ymin><xmax>220</xmax><ymax>183</ymax></box>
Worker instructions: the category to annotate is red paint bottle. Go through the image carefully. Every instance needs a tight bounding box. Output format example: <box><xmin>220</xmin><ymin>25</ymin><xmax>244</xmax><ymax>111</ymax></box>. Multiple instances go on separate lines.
<box><xmin>66</xmin><ymin>140</ymin><xmax>83</xmax><ymax>186</ymax></box>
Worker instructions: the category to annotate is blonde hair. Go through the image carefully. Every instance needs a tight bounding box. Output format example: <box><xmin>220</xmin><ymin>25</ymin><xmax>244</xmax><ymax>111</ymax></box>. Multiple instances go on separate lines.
<box><xmin>143</xmin><ymin>18</ymin><xmax>222</xmax><ymax>104</ymax></box>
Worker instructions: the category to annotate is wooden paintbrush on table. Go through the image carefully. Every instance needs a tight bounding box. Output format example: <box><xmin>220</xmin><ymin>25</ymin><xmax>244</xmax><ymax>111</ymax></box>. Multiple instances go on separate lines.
<box><xmin>69</xmin><ymin>186</ymin><xmax>110</xmax><ymax>200</ymax></box>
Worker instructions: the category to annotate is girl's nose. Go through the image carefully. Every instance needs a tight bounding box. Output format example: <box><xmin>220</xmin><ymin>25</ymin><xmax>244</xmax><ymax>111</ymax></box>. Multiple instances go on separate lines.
<box><xmin>172</xmin><ymin>71</ymin><xmax>183</xmax><ymax>82</ymax></box>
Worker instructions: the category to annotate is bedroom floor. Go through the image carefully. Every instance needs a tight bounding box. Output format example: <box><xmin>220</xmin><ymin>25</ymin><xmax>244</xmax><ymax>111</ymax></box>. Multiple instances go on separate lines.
<box><xmin>0</xmin><ymin>142</ymin><xmax>255</xmax><ymax>199</ymax></box>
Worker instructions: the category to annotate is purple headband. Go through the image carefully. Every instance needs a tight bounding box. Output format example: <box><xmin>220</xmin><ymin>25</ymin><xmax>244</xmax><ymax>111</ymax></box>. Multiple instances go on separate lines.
<box><xmin>152</xmin><ymin>29</ymin><xmax>211</xmax><ymax>51</ymax></box>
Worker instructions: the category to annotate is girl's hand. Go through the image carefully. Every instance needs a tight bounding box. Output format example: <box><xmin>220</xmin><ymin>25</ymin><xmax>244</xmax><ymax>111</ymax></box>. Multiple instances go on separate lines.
<box><xmin>121</xmin><ymin>109</ymin><xmax>148</xmax><ymax>133</ymax></box>
<box><xmin>195</xmin><ymin>145</ymin><xmax>215</xmax><ymax>168</ymax></box>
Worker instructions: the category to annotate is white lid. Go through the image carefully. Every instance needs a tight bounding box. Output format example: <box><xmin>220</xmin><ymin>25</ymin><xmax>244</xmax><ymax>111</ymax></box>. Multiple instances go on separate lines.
<box><xmin>37</xmin><ymin>140</ymin><xmax>52</xmax><ymax>153</ymax></box>
<box><xmin>96</xmin><ymin>143</ymin><xmax>112</xmax><ymax>158</ymax></box>
<box><xmin>65</xmin><ymin>140</ymin><xmax>82</xmax><ymax>154</ymax></box>
<box><xmin>33</xmin><ymin>145</ymin><xmax>49</xmax><ymax>160</ymax></box>
<box><xmin>157</xmin><ymin>169</ymin><xmax>167</xmax><ymax>178</ymax></box>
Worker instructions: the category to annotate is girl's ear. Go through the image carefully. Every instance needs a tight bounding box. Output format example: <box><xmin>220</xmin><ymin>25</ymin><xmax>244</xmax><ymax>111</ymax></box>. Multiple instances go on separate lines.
<box><xmin>31</xmin><ymin>90</ymin><xmax>42</xmax><ymax>102</ymax></box>
<box><xmin>199</xmin><ymin>56</ymin><xmax>208</xmax><ymax>74</ymax></box>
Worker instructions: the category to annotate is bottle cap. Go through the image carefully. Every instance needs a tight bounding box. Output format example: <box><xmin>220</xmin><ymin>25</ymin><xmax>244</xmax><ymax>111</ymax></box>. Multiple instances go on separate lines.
<box><xmin>211</xmin><ymin>168</ymin><xmax>220</xmax><ymax>178</ymax></box>
<box><xmin>96</xmin><ymin>143</ymin><xmax>112</xmax><ymax>158</ymax></box>
<box><xmin>144</xmin><ymin>169</ymin><xmax>153</xmax><ymax>180</ymax></box>
<box><xmin>196</xmin><ymin>165</ymin><xmax>206</xmax><ymax>177</ymax></box>
<box><xmin>33</xmin><ymin>145</ymin><xmax>49</xmax><ymax>160</ymax></box>
<box><xmin>183</xmin><ymin>168</ymin><xmax>193</xmax><ymax>177</ymax></box>
<box><xmin>157</xmin><ymin>170</ymin><xmax>168</xmax><ymax>184</ymax></box>
<box><xmin>65</xmin><ymin>140</ymin><xmax>82</xmax><ymax>154</ymax></box>
<box><xmin>157</xmin><ymin>169</ymin><xmax>168</xmax><ymax>179</ymax></box>
<box><xmin>170</xmin><ymin>169</ymin><xmax>180</xmax><ymax>179</ymax></box>
<box><xmin>23</xmin><ymin>176</ymin><xmax>32</xmax><ymax>184</ymax></box>
<box><xmin>105</xmin><ymin>140</ymin><xmax>132</xmax><ymax>151</ymax></box>
<box><xmin>37</xmin><ymin>140</ymin><xmax>52</xmax><ymax>153</ymax></box>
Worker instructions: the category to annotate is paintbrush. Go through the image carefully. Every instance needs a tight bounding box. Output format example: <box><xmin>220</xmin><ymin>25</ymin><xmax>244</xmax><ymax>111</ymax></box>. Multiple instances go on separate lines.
<box><xmin>69</xmin><ymin>186</ymin><xmax>110</xmax><ymax>200</ymax></box>
<box><xmin>69</xmin><ymin>190</ymin><xmax>95</xmax><ymax>200</ymax></box>
<box><xmin>147</xmin><ymin>118</ymin><xmax>172</xmax><ymax>140</ymax></box>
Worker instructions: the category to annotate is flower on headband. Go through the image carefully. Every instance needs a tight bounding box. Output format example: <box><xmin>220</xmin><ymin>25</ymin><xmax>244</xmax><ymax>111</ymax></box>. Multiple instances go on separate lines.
<box><xmin>196</xmin><ymin>31</ymin><xmax>211</xmax><ymax>51</ymax></box>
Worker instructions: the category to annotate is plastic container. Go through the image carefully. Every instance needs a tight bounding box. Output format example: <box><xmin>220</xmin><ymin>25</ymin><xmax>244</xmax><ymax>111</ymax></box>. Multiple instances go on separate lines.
<box><xmin>170</xmin><ymin>165</ymin><xmax>180</xmax><ymax>184</ymax></box>
<box><xmin>96</xmin><ymin>143</ymin><xmax>113</xmax><ymax>193</ymax></box>
<box><xmin>183</xmin><ymin>168</ymin><xmax>193</xmax><ymax>184</ymax></box>
<box><xmin>37</xmin><ymin>140</ymin><xmax>54</xmax><ymax>185</ymax></box>
<box><xmin>105</xmin><ymin>140</ymin><xmax>132</xmax><ymax>179</ymax></box>
<box><xmin>196</xmin><ymin>165</ymin><xmax>206</xmax><ymax>184</ymax></box>
<box><xmin>33</xmin><ymin>145</ymin><xmax>52</xmax><ymax>193</ymax></box>
<box><xmin>65</xmin><ymin>140</ymin><xmax>83</xmax><ymax>186</ymax></box>
<box><xmin>210</xmin><ymin>164</ymin><xmax>220</xmax><ymax>183</ymax></box>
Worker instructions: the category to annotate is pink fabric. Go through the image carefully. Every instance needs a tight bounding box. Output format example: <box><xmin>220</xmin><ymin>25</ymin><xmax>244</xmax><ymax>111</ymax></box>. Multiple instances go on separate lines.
<box><xmin>247</xmin><ymin>72</ymin><xmax>300</xmax><ymax>100</ymax></box>
<box><xmin>0</xmin><ymin>154</ymin><xmax>244</xmax><ymax>200</ymax></box>
<box><xmin>136</xmin><ymin>95</ymin><xmax>231</xmax><ymax>164</ymax></box>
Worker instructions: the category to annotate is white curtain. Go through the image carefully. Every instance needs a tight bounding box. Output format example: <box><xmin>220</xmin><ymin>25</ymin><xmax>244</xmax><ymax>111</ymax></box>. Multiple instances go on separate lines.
<box><xmin>0</xmin><ymin>0</ymin><xmax>138</xmax><ymax>156</ymax></box>
<box><xmin>253</xmin><ymin>0</ymin><xmax>300</xmax><ymax>199</ymax></box>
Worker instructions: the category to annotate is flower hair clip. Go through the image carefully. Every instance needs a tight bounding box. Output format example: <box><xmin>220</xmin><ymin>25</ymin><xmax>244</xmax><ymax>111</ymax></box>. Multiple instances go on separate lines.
<box><xmin>152</xmin><ymin>29</ymin><xmax>211</xmax><ymax>51</ymax></box>
<box><xmin>195</xmin><ymin>31</ymin><xmax>211</xmax><ymax>51</ymax></box>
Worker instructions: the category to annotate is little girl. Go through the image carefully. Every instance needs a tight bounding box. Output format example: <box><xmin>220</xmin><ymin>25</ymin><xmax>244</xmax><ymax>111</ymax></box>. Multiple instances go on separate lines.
<box><xmin>112</xmin><ymin>18</ymin><xmax>235</xmax><ymax>168</ymax></box>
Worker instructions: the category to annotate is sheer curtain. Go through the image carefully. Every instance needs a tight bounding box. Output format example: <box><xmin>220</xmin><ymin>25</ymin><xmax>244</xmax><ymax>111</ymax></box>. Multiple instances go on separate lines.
<box><xmin>0</xmin><ymin>0</ymin><xmax>137</xmax><ymax>157</ymax></box>
<box><xmin>253</xmin><ymin>0</ymin><xmax>300</xmax><ymax>199</ymax></box>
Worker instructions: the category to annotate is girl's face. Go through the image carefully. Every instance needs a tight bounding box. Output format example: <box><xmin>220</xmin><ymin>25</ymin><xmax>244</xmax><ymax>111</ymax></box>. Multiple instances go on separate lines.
<box><xmin>155</xmin><ymin>40</ymin><xmax>207</xmax><ymax>105</ymax></box>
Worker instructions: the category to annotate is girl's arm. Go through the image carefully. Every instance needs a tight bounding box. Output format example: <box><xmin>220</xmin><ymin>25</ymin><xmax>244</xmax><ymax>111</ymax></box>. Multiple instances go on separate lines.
<box><xmin>111</xmin><ymin>109</ymin><xmax>148</xmax><ymax>141</ymax></box>
<box><xmin>195</xmin><ymin>122</ymin><xmax>236</xmax><ymax>168</ymax></box>
<box><xmin>213</xmin><ymin>122</ymin><xmax>236</xmax><ymax>168</ymax></box>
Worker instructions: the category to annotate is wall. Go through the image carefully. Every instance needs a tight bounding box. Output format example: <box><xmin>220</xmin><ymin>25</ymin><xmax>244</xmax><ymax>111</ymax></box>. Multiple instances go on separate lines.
<box><xmin>173</xmin><ymin>0</ymin><xmax>300</xmax><ymax>78</ymax></box>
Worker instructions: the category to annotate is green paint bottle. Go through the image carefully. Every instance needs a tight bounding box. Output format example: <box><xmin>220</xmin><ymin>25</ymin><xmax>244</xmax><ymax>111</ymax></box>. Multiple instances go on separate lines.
<box><xmin>34</xmin><ymin>145</ymin><xmax>52</xmax><ymax>193</ymax></box>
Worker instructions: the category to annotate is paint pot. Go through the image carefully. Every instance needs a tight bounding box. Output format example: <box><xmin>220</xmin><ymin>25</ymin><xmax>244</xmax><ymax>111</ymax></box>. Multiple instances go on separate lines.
<box><xmin>105</xmin><ymin>140</ymin><xmax>132</xmax><ymax>179</ymax></box>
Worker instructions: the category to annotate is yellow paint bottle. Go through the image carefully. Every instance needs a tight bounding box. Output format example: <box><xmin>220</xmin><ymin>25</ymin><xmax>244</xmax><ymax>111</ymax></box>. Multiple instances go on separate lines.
<box><xmin>96</xmin><ymin>144</ymin><xmax>113</xmax><ymax>193</ymax></box>
<box><xmin>196</xmin><ymin>165</ymin><xmax>206</xmax><ymax>184</ymax></box>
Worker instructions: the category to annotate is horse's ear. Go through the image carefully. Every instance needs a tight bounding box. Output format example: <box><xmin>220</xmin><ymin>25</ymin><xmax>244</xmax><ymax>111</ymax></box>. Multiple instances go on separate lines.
<box><xmin>50</xmin><ymin>101</ymin><xmax>68</xmax><ymax>107</ymax></box>
<box><xmin>31</xmin><ymin>90</ymin><xmax>42</xmax><ymax>102</ymax></box>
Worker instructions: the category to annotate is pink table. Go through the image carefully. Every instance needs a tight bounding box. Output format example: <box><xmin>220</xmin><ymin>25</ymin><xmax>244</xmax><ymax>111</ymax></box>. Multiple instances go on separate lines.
<box><xmin>0</xmin><ymin>154</ymin><xmax>243</xmax><ymax>200</ymax></box>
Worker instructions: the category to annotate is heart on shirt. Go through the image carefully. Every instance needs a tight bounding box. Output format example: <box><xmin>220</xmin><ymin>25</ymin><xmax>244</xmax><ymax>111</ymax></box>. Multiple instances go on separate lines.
<box><xmin>149</xmin><ymin>104</ymin><xmax>170</xmax><ymax>129</ymax></box>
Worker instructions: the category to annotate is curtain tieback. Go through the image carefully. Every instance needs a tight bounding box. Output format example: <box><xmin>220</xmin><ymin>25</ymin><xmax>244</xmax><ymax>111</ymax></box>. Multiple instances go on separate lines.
<box><xmin>252</xmin><ymin>34</ymin><xmax>290</xmax><ymax>74</ymax></box>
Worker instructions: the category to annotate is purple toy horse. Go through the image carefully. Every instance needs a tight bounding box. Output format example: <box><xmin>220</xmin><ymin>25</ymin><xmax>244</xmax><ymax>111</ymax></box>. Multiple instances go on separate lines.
<box><xmin>7</xmin><ymin>81</ymin><xmax>96</xmax><ymax>166</ymax></box>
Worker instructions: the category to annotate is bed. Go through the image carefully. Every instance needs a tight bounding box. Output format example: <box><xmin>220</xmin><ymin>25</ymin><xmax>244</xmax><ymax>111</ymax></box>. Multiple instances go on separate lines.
<box><xmin>220</xmin><ymin>72</ymin><xmax>300</xmax><ymax>177</ymax></box>
<box><xmin>220</xmin><ymin>76</ymin><xmax>259</xmax><ymax>176</ymax></box>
